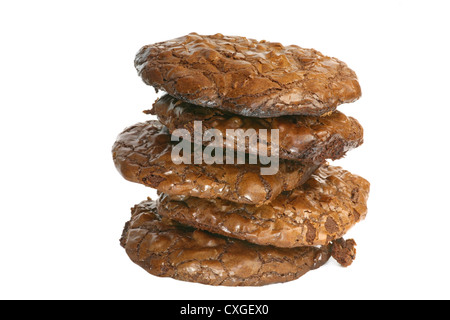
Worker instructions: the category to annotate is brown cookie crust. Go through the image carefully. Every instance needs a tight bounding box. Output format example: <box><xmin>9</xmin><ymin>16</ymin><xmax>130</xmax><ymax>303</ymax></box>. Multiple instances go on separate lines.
<box><xmin>112</xmin><ymin>121</ymin><xmax>320</xmax><ymax>205</ymax></box>
<box><xmin>157</xmin><ymin>165</ymin><xmax>370</xmax><ymax>248</ymax></box>
<box><xmin>120</xmin><ymin>199</ymin><xmax>334</xmax><ymax>286</ymax></box>
<box><xmin>151</xmin><ymin>94</ymin><xmax>364</xmax><ymax>163</ymax></box>
<box><xmin>135</xmin><ymin>33</ymin><xmax>361</xmax><ymax>118</ymax></box>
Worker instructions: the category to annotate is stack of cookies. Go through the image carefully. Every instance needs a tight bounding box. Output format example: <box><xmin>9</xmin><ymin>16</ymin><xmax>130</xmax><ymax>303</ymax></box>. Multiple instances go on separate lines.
<box><xmin>112</xmin><ymin>33</ymin><xmax>370</xmax><ymax>286</ymax></box>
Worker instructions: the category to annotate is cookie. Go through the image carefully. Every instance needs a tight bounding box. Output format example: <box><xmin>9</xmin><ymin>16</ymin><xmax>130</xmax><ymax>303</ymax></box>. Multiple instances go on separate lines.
<box><xmin>135</xmin><ymin>33</ymin><xmax>361</xmax><ymax>118</ymax></box>
<box><xmin>120</xmin><ymin>199</ymin><xmax>336</xmax><ymax>286</ymax></box>
<box><xmin>151</xmin><ymin>94</ymin><xmax>364</xmax><ymax>163</ymax></box>
<box><xmin>112</xmin><ymin>121</ymin><xmax>320</xmax><ymax>205</ymax></box>
<box><xmin>157</xmin><ymin>165</ymin><xmax>370</xmax><ymax>248</ymax></box>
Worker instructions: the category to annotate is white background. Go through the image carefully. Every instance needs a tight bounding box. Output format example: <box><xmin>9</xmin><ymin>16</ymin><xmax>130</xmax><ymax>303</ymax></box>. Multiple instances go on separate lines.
<box><xmin>1</xmin><ymin>0</ymin><xmax>449</xmax><ymax>300</ymax></box>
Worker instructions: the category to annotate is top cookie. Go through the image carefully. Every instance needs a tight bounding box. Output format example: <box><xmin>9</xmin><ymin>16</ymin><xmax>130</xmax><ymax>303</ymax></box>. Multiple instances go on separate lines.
<box><xmin>135</xmin><ymin>33</ymin><xmax>361</xmax><ymax>118</ymax></box>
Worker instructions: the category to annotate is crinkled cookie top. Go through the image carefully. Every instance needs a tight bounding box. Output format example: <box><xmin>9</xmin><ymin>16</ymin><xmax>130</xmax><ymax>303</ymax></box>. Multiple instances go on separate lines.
<box><xmin>135</xmin><ymin>33</ymin><xmax>361</xmax><ymax>117</ymax></box>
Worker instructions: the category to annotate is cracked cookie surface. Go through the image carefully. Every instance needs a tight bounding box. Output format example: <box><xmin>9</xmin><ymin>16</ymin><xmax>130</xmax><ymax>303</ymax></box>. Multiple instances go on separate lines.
<box><xmin>120</xmin><ymin>199</ymin><xmax>334</xmax><ymax>286</ymax></box>
<box><xmin>112</xmin><ymin>120</ymin><xmax>320</xmax><ymax>205</ymax></box>
<box><xmin>151</xmin><ymin>94</ymin><xmax>364</xmax><ymax>163</ymax></box>
<box><xmin>157</xmin><ymin>165</ymin><xmax>370</xmax><ymax>248</ymax></box>
<box><xmin>135</xmin><ymin>33</ymin><xmax>361</xmax><ymax>117</ymax></box>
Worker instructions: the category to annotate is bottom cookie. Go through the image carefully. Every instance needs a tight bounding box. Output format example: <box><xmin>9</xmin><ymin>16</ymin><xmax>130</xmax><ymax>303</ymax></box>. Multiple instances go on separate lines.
<box><xmin>120</xmin><ymin>199</ymin><xmax>356</xmax><ymax>286</ymax></box>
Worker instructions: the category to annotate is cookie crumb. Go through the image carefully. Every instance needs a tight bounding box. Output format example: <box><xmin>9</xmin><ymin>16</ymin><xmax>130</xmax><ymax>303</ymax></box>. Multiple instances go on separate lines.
<box><xmin>331</xmin><ymin>238</ymin><xmax>357</xmax><ymax>267</ymax></box>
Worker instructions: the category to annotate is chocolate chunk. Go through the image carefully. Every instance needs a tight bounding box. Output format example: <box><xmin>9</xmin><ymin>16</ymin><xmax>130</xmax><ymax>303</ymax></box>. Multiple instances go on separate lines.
<box><xmin>135</xmin><ymin>33</ymin><xmax>361</xmax><ymax>118</ymax></box>
<box><xmin>157</xmin><ymin>165</ymin><xmax>370</xmax><ymax>248</ymax></box>
<box><xmin>331</xmin><ymin>238</ymin><xmax>357</xmax><ymax>267</ymax></box>
<box><xmin>112</xmin><ymin>120</ymin><xmax>320</xmax><ymax>205</ymax></box>
<box><xmin>120</xmin><ymin>199</ymin><xmax>333</xmax><ymax>286</ymax></box>
<box><xmin>152</xmin><ymin>94</ymin><xmax>364</xmax><ymax>163</ymax></box>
